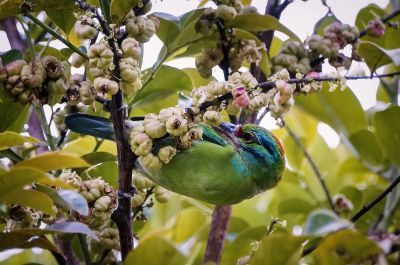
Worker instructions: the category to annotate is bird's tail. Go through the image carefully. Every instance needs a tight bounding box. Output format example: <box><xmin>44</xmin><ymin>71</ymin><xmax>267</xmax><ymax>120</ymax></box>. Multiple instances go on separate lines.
<box><xmin>65</xmin><ymin>113</ymin><xmax>115</xmax><ymax>141</ymax></box>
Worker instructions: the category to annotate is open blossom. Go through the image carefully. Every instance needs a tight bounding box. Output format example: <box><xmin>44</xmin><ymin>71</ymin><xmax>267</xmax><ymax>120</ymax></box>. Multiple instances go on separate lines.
<box><xmin>232</xmin><ymin>86</ymin><xmax>249</xmax><ymax>108</ymax></box>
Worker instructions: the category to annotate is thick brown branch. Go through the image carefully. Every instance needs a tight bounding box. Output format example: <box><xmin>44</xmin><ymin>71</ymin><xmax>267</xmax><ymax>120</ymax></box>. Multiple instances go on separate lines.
<box><xmin>202</xmin><ymin>205</ymin><xmax>232</xmax><ymax>264</ymax></box>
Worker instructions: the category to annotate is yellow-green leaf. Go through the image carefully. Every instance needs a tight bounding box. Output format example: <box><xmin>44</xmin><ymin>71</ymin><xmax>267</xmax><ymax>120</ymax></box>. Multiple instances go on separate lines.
<box><xmin>14</xmin><ymin>152</ymin><xmax>90</xmax><ymax>172</ymax></box>
<box><xmin>0</xmin><ymin>189</ymin><xmax>55</xmax><ymax>215</ymax></box>
<box><xmin>357</xmin><ymin>41</ymin><xmax>400</xmax><ymax>72</ymax></box>
<box><xmin>0</xmin><ymin>131</ymin><xmax>40</xmax><ymax>151</ymax></box>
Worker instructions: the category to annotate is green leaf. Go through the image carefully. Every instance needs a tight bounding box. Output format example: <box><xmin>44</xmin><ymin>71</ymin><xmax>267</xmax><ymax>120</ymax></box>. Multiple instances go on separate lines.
<box><xmin>0</xmin><ymin>167</ymin><xmax>48</xmax><ymax>196</ymax></box>
<box><xmin>303</xmin><ymin>209</ymin><xmax>352</xmax><ymax>235</ymax></box>
<box><xmin>81</xmin><ymin>161</ymin><xmax>118</xmax><ymax>188</ymax></box>
<box><xmin>14</xmin><ymin>152</ymin><xmax>90</xmax><ymax>172</ymax></box>
<box><xmin>355</xmin><ymin>4</ymin><xmax>400</xmax><ymax>49</ymax></box>
<box><xmin>1</xmin><ymin>189</ymin><xmax>55</xmax><ymax>215</ymax></box>
<box><xmin>0</xmin><ymin>102</ymin><xmax>29</xmax><ymax>133</ymax></box>
<box><xmin>349</xmin><ymin>129</ymin><xmax>387</xmax><ymax>167</ymax></box>
<box><xmin>182</xmin><ymin>68</ymin><xmax>213</xmax><ymax>87</ymax></box>
<box><xmin>171</xmin><ymin>208</ymin><xmax>208</xmax><ymax>243</ymax></box>
<box><xmin>110</xmin><ymin>0</ymin><xmax>140</xmax><ymax>24</ymax></box>
<box><xmin>279</xmin><ymin>198</ymin><xmax>315</xmax><ymax>216</ymax></box>
<box><xmin>46</xmin><ymin>9</ymin><xmax>76</xmax><ymax>36</ymax></box>
<box><xmin>0</xmin><ymin>49</ymin><xmax>23</xmax><ymax>64</ymax></box>
<box><xmin>0</xmin><ymin>249</ymin><xmax>58</xmax><ymax>265</ymax></box>
<box><xmin>357</xmin><ymin>41</ymin><xmax>400</xmax><ymax>72</ymax></box>
<box><xmin>124</xmin><ymin>236</ymin><xmax>186</xmax><ymax>265</ymax></box>
<box><xmin>373</xmin><ymin>106</ymin><xmax>400</xmax><ymax>167</ymax></box>
<box><xmin>0</xmin><ymin>131</ymin><xmax>40</xmax><ymax>150</ymax></box>
<box><xmin>228</xmin><ymin>14</ymin><xmax>301</xmax><ymax>42</ymax></box>
<box><xmin>249</xmin><ymin>233</ymin><xmax>306</xmax><ymax>265</ymax></box>
<box><xmin>131</xmin><ymin>65</ymin><xmax>192</xmax><ymax>107</ymax></box>
<box><xmin>0</xmin><ymin>232</ymin><xmax>60</xmax><ymax>253</ymax></box>
<box><xmin>296</xmin><ymin>84</ymin><xmax>367</xmax><ymax>136</ymax></box>
<box><xmin>312</xmin><ymin>230</ymin><xmax>381</xmax><ymax>265</ymax></box>
<box><xmin>35</xmin><ymin>184</ymin><xmax>89</xmax><ymax>216</ymax></box>
<box><xmin>0</xmin><ymin>0</ymin><xmax>75</xmax><ymax>19</ymax></box>
<box><xmin>82</xmin><ymin>151</ymin><xmax>116</xmax><ymax>165</ymax></box>
<box><xmin>314</xmin><ymin>12</ymin><xmax>338</xmax><ymax>36</ymax></box>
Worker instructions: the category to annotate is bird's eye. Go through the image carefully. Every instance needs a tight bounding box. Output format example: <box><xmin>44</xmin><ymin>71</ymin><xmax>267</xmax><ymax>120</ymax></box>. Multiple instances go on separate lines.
<box><xmin>241</xmin><ymin>132</ymin><xmax>255</xmax><ymax>143</ymax></box>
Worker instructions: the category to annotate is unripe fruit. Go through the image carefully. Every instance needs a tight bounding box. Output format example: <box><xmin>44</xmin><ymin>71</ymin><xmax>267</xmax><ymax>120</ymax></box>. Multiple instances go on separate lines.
<box><xmin>216</xmin><ymin>4</ymin><xmax>237</xmax><ymax>21</ymax></box>
<box><xmin>141</xmin><ymin>153</ymin><xmax>163</xmax><ymax>170</ymax></box>
<box><xmin>120</xmin><ymin>58</ymin><xmax>140</xmax><ymax>82</ymax></box>
<box><xmin>79</xmin><ymin>81</ymin><xmax>95</xmax><ymax>105</ymax></box>
<box><xmin>88</xmin><ymin>43</ymin><xmax>113</xmax><ymax>70</ymax></box>
<box><xmin>157</xmin><ymin>146</ymin><xmax>177</xmax><ymax>164</ymax></box>
<box><xmin>70</xmin><ymin>52</ymin><xmax>85</xmax><ymax>68</ymax></box>
<box><xmin>154</xmin><ymin>186</ymin><xmax>171</xmax><ymax>203</ymax></box>
<box><xmin>132</xmin><ymin>170</ymin><xmax>154</xmax><ymax>190</ymax></box>
<box><xmin>165</xmin><ymin>115</ymin><xmax>188</xmax><ymax>136</ymax></box>
<box><xmin>144</xmin><ymin>114</ymin><xmax>167</xmax><ymax>138</ymax></box>
<box><xmin>203</xmin><ymin>110</ymin><xmax>222</xmax><ymax>126</ymax></box>
<box><xmin>121</xmin><ymin>38</ymin><xmax>141</xmax><ymax>60</ymax></box>
<box><xmin>130</xmin><ymin>132</ymin><xmax>153</xmax><ymax>156</ymax></box>
<box><xmin>74</xmin><ymin>22</ymin><xmax>98</xmax><ymax>40</ymax></box>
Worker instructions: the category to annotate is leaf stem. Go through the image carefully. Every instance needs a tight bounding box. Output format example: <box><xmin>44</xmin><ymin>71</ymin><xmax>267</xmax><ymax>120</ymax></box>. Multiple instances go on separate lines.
<box><xmin>24</xmin><ymin>13</ymin><xmax>88</xmax><ymax>59</ymax></box>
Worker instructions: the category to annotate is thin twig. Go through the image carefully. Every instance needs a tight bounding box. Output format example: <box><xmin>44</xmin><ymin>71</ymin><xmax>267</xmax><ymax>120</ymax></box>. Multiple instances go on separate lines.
<box><xmin>302</xmin><ymin>175</ymin><xmax>400</xmax><ymax>257</ymax></box>
<box><xmin>285</xmin><ymin>124</ymin><xmax>337</xmax><ymax>214</ymax></box>
<box><xmin>24</xmin><ymin>13</ymin><xmax>88</xmax><ymax>59</ymax></box>
<box><xmin>132</xmin><ymin>187</ymin><xmax>154</xmax><ymax>220</ymax></box>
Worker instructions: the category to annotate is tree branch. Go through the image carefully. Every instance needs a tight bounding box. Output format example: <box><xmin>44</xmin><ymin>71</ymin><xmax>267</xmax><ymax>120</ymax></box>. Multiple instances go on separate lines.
<box><xmin>302</xmin><ymin>175</ymin><xmax>400</xmax><ymax>257</ymax></box>
<box><xmin>202</xmin><ymin>205</ymin><xmax>232</xmax><ymax>264</ymax></box>
<box><xmin>285</xmin><ymin>124</ymin><xmax>337</xmax><ymax>213</ymax></box>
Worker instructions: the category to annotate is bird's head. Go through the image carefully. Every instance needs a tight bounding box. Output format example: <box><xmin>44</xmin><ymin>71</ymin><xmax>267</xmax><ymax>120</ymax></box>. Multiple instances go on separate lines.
<box><xmin>216</xmin><ymin>122</ymin><xmax>286</xmax><ymax>191</ymax></box>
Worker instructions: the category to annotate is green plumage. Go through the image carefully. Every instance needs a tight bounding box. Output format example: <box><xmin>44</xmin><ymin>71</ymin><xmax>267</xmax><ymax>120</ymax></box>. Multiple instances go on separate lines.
<box><xmin>65</xmin><ymin>114</ymin><xmax>285</xmax><ymax>204</ymax></box>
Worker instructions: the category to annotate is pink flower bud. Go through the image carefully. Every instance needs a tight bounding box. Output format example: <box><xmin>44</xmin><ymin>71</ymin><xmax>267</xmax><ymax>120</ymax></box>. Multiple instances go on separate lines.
<box><xmin>232</xmin><ymin>86</ymin><xmax>249</xmax><ymax>108</ymax></box>
<box><xmin>306</xmin><ymin>71</ymin><xmax>320</xmax><ymax>79</ymax></box>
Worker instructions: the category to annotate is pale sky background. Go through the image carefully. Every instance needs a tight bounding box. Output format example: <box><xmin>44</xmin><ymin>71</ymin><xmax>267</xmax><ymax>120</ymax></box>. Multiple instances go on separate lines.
<box><xmin>0</xmin><ymin>0</ymin><xmax>390</xmax><ymax>148</ymax></box>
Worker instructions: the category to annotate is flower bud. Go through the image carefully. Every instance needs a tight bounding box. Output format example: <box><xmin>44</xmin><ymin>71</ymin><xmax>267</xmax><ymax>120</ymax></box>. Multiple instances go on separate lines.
<box><xmin>333</xmin><ymin>194</ymin><xmax>354</xmax><ymax>215</ymax></box>
<box><xmin>232</xmin><ymin>86</ymin><xmax>249</xmax><ymax>108</ymax></box>
<box><xmin>141</xmin><ymin>153</ymin><xmax>163</xmax><ymax>170</ymax></box>
<box><xmin>158</xmin><ymin>146</ymin><xmax>177</xmax><ymax>164</ymax></box>
<box><xmin>20</xmin><ymin>61</ymin><xmax>46</xmax><ymax>88</ymax></box>
<box><xmin>74</xmin><ymin>21</ymin><xmax>98</xmax><ymax>40</ymax></box>
<box><xmin>79</xmin><ymin>81</ymin><xmax>95</xmax><ymax>105</ymax></box>
<box><xmin>94</xmin><ymin>196</ymin><xmax>113</xmax><ymax>211</ymax></box>
<box><xmin>70</xmin><ymin>52</ymin><xmax>85</xmax><ymax>68</ymax></box>
<box><xmin>94</xmin><ymin>77</ymin><xmax>119</xmax><ymax>96</ymax></box>
<box><xmin>42</xmin><ymin>56</ymin><xmax>64</xmax><ymax>79</ymax></box>
<box><xmin>132</xmin><ymin>191</ymin><xmax>146</xmax><ymax>208</ymax></box>
<box><xmin>120</xmin><ymin>78</ymin><xmax>142</xmax><ymax>95</ymax></box>
<box><xmin>154</xmin><ymin>186</ymin><xmax>171</xmax><ymax>203</ymax></box>
<box><xmin>130</xmin><ymin>132</ymin><xmax>153</xmax><ymax>156</ymax></box>
<box><xmin>48</xmin><ymin>77</ymin><xmax>69</xmax><ymax>94</ymax></box>
<box><xmin>216</xmin><ymin>4</ymin><xmax>237</xmax><ymax>21</ymax></box>
<box><xmin>88</xmin><ymin>43</ymin><xmax>113</xmax><ymax>70</ymax></box>
<box><xmin>121</xmin><ymin>37</ymin><xmax>142</xmax><ymax>60</ymax></box>
<box><xmin>158</xmin><ymin>107</ymin><xmax>183</xmax><ymax>123</ymax></box>
<box><xmin>6</xmin><ymin>60</ymin><xmax>26</xmax><ymax>76</ymax></box>
<box><xmin>203</xmin><ymin>110</ymin><xmax>222</xmax><ymax>126</ymax></box>
<box><xmin>59</xmin><ymin>169</ymin><xmax>82</xmax><ymax>188</ymax></box>
<box><xmin>132</xmin><ymin>170</ymin><xmax>154</xmax><ymax>190</ymax></box>
<box><xmin>179</xmin><ymin>127</ymin><xmax>203</xmax><ymax>149</ymax></box>
<box><xmin>165</xmin><ymin>115</ymin><xmax>188</xmax><ymax>136</ymax></box>
<box><xmin>144</xmin><ymin>114</ymin><xmax>167</xmax><ymax>138</ymax></box>
<box><xmin>120</xmin><ymin>58</ymin><xmax>140</xmax><ymax>82</ymax></box>
<box><xmin>248</xmin><ymin>93</ymin><xmax>268</xmax><ymax>111</ymax></box>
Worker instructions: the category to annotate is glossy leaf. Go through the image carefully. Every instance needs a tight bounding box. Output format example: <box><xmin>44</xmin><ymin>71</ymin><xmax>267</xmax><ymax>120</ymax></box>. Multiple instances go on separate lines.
<box><xmin>0</xmin><ymin>131</ymin><xmax>40</xmax><ymax>150</ymax></box>
<box><xmin>46</xmin><ymin>9</ymin><xmax>76</xmax><ymax>36</ymax></box>
<box><xmin>373</xmin><ymin>106</ymin><xmax>400</xmax><ymax>166</ymax></box>
<box><xmin>0</xmin><ymin>167</ymin><xmax>48</xmax><ymax>195</ymax></box>
<box><xmin>0</xmin><ymin>102</ymin><xmax>29</xmax><ymax>133</ymax></box>
<box><xmin>312</xmin><ymin>230</ymin><xmax>381</xmax><ymax>265</ymax></box>
<box><xmin>110</xmin><ymin>0</ymin><xmax>140</xmax><ymax>24</ymax></box>
<box><xmin>80</xmin><ymin>161</ymin><xmax>118</xmax><ymax>188</ymax></box>
<box><xmin>303</xmin><ymin>209</ymin><xmax>352</xmax><ymax>235</ymax></box>
<box><xmin>349</xmin><ymin>129</ymin><xmax>387</xmax><ymax>167</ymax></box>
<box><xmin>81</xmin><ymin>151</ymin><xmax>116</xmax><ymax>165</ymax></box>
<box><xmin>35</xmin><ymin>184</ymin><xmax>89</xmax><ymax>216</ymax></box>
<box><xmin>124</xmin><ymin>236</ymin><xmax>186</xmax><ymax>265</ymax></box>
<box><xmin>357</xmin><ymin>41</ymin><xmax>400</xmax><ymax>72</ymax></box>
<box><xmin>249</xmin><ymin>233</ymin><xmax>306</xmax><ymax>265</ymax></box>
<box><xmin>171</xmin><ymin>208</ymin><xmax>208</xmax><ymax>243</ymax></box>
<box><xmin>0</xmin><ymin>0</ymin><xmax>75</xmax><ymax>19</ymax></box>
<box><xmin>182</xmin><ymin>68</ymin><xmax>213</xmax><ymax>88</ymax></box>
<box><xmin>1</xmin><ymin>189</ymin><xmax>55</xmax><ymax>215</ymax></box>
<box><xmin>0</xmin><ymin>232</ymin><xmax>60</xmax><ymax>253</ymax></box>
<box><xmin>14</xmin><ymin>152</ymin><xmax>90</xmax><ymax>172</ymax></box>
<box><xmin>0</xmin><ymin>49</ymin><xmax>23</xmax><ymax>64</ymax></box>
<box><xmin>228</xmin><ymin>14</ymin><xmax>301</xmax><ymax>42</ymax></box>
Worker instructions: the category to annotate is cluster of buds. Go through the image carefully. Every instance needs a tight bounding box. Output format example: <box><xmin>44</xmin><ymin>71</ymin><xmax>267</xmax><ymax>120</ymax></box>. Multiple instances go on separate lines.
<box><xmin>131</xmin><ymin>170</ymin><xmax>171</xmax><ymax>214</ymax></box>
<box><xmin>90</xmin><ymin>227</ymin><xmax>120</xmax><ymax>252</ymax></box>
<box><xmin>119</xmin><ymin>38</ymin><xmax>143</xmax><ymax>95</ymax></box>
<box><xmin>195</xmin><ymin>47</ymin><xmax>224</xmax><ymax>79</ymax></box>
<box><xmin>74</xmin><ymin>16</ymin><xmax>98</xmax><ymax>40</ymax></box>
<box><xmin>366</xmin><ymin>18</ymin><xmax>385</xmax><ymax>38</ymax></box>
<box><xmin>129</xmin><ymin>106</ymin><xmax>203</xmax><ymax>170</ymax></box>
<box><xmin>229</xmin><ymin>40</ymin><xmax>265</xmax><ymax>72</ymax></box>
<box><xmin>2</xmin><ymin>205</ymin><xmax>56</xmax><ymax>232</ymax></box>
<box><xmin>0</xmin><ymin>56</ymin><xmax>68</xmax><ymax>105</ymax></box>
<box><xmin>272</xmin><ymin>41</ymin><xmax>311</xmax><ymax>75</ymax></box>
<box><xmin>125</xmin><ymin>11</ymin><xmax>159</xmax><ymax>43</ymax></box>
<box><xmin>59</xmin><ymin>170</ymin><xmax>117</xmax><ymax>230</ymax></box>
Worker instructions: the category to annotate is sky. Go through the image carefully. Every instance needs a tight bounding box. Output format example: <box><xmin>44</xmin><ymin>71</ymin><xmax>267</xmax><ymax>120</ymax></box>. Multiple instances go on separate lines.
<box><xmin>0</xmin><ymin>0</ymin><xmax>390</xmax><ymax>147</ymax></box>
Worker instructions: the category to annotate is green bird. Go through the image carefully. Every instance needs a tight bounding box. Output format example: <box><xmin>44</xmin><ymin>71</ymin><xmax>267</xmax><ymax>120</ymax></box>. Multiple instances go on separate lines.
<box><xmin>65</xmin><ymin>114</ymin><xmax>285</xmax><ymax>205</ymax></box>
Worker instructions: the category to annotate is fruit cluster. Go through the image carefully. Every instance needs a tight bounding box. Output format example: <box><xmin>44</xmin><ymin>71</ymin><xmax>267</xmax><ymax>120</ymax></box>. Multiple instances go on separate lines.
<box><xmin>0</xmin><ymin>56</ymin><xmax>68</xmax><ymax>104</ymax></box>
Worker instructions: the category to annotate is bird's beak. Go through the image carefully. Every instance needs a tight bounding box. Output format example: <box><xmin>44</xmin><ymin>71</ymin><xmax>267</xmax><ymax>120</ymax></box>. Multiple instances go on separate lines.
<box><xmin>217</xmin><ymin>122</ymin><xmax>241</xmax><ymax>147</ymax></box>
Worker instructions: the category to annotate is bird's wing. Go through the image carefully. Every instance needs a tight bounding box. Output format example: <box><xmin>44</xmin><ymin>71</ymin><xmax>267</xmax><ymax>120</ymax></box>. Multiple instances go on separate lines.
<box><xmin>65</xmin><ymin>113</ymin><xmax>115</xmax><ymax>140</ymax></box>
